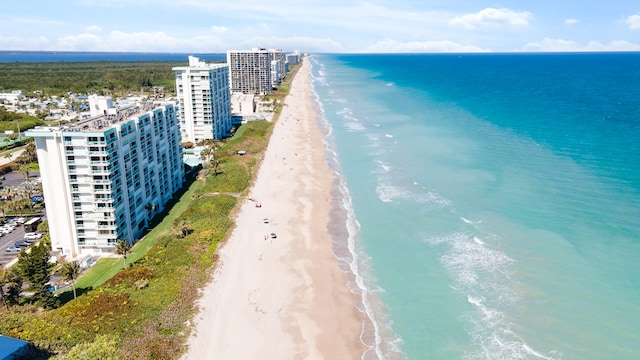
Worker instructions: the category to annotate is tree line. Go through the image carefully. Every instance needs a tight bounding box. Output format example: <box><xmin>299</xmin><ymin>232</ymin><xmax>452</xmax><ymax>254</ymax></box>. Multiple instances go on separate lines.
<box><xmin>0</xmin><ymin>61</ymin><xmax>185</xmax><ymax>96</ymax></box>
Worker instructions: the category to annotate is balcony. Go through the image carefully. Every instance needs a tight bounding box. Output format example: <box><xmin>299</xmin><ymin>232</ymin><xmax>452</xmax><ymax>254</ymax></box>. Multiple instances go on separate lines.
<box><xmin>91</xmin><ymin>168</ymin><xmax>111</xmax><ymax>175</ymax></box>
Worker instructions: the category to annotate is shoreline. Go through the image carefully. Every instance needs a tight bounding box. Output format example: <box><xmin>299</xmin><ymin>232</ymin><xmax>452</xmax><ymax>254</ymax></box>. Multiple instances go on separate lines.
<box><xmin>182</xmin><ymin>57</ymin><xmax>367</xmax><ymax>359</ymax></box>
<box><xmin>311</xmin><ymin>81</ymin><xmax>384</xmax><ymax>359</ymax></box>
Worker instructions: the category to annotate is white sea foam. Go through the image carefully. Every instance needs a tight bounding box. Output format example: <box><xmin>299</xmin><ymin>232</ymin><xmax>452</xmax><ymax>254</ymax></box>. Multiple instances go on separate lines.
<box><xmin>373</xmin><ymin>160</ymin><xmax>391</xmax><ymax>174</ymax></box>
<box><xmin>461</xmin><ymin>216</ymin><xmax>484</xmax><ymax>225</ymax></box>
<box><xmin>384</xmin><ymin>133</ymin><xmax>393</xmax><ymax>138</ymax></box>
<box><xmin>376</xmin><ymin>182</ymin><xmax>451</xmax><ymax>207</ymax></box>
<box><xmin>367</xmin><ymin>134</ymin><xmax>380</xmax><ymax>142</ymax></box>
<box><xmin>345</xmin><ymin>121</ymin><xmax>366</xmax><ymax>132</ymax></box>
<box><xmin>311</xmin><ymin>66</ymin><xmax>395</xmax><ymax>359</ymax></box>
<box><xmin>427</xmin><ymin>233</ymin><xmax>559</xmax><ymax>360</ymax></box>
<box><xmin>473</xmin><ymin>236</ymin><xmax>485</xmax><ymax>245</ymax></box>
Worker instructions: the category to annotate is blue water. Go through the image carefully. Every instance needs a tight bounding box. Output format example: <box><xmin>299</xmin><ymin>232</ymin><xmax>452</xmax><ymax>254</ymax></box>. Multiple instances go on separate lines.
<box><xmin>311</xmin><ymin>53</ymin><xmax>640</xmax><ymax>359</ymax></box>
<box><xmin>0</xmin><ymin>51</ymin><xmax>226</xmax><ymax>62</ymax></box>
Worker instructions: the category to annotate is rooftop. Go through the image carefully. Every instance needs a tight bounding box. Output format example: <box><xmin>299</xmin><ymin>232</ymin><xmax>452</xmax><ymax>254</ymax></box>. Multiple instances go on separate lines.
<box><xmin>28</xmin><ymin>100</ymin><xmax>169</xmax><ymax>133</ymax></box>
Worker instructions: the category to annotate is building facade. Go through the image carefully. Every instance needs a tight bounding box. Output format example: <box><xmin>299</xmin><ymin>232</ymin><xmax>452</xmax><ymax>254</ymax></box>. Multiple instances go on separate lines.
<box><xmin>226</xmin><ymin>48</ymin><xmax>273</xmax><ymax>95</ymax></box>
<box><xmin>26</xmin><ymin>99</ymin><xmax>184</xmax><ymax>258</ymax></box>
<box><xmin>286</xmin><ymin>53</ymin><xmax>300</xmax><ymax>65</ymax></box>
<box><xmin>173</xmin><ymin>56</ymin><xmax>232</xmax><ymax>143</ymax></box>
<box><xmin>269</xmin><ymin>49</ymin><xmax>286</xmax><ymax>87</ymax></box>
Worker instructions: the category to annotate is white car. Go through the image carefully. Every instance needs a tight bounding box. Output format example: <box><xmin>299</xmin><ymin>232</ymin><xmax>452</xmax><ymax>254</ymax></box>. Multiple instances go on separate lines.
<box><xmin>0</xmin><ymin>227</ymin><xmax>13</xmax><ymax>234</ymax></box>
<box><xmin>24</xmin><ymin>232</ymin><xmax>43</xmax><ymax>240</ymax></box>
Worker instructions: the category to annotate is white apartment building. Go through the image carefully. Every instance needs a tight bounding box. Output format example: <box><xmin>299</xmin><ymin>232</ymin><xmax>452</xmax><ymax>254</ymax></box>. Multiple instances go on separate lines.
<box><xmin>269</xmin><ymin>49</ymin><xmax>286</xmax><ymax>86</ymax></box>
<box><xmin>25</xmin><ymin>99</ymin><xmax>184</xmax><ymax>258</ymax></box>
<box><xmin>270</xmin><ymin>60</ymin><xmax>281</xmax><ymax>88</ymax></box>
<box><xmin>226</xmin><ymin>48</ymin><xmax>273</xmax><ymax>95</ymax></box>
<box><xmin>173</xmin><ymin>56</ymin><xmax>232</xmax><ymax>142</ymax></box>
<box><xmin>286</xmin><ymin>53</ymin><xmax>300</xmax><ymax>65</ymax></box>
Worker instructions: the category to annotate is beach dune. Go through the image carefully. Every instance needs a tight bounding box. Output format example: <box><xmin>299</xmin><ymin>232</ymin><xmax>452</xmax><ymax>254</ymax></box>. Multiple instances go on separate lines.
<box><xmin>182</xmin><ymin>57</ymin><xmax>365</xmax><ymax>359</ymax></box>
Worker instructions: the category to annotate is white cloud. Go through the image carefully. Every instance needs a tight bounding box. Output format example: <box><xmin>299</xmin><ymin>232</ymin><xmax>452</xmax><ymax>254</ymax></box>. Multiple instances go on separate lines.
<box><xmin>522</xmin><ymin>37</ymin><xmax>640</xmax><ymax>52</ymax></box>
<box><xmin>0</xmin><ymin>30</ymin><xmax>343</xmax><ymax>53</ymax></box>
<box><xmin>564</xmin><ymin>18</ymin><xmax>580</xmax><ymax>25</ymax></box>
<box><xmin>55</xmin><ymin>33</ymin><xmax>103</xmax><ymax>51</ymax></box>
<box><xmin>363</xmin><ymin>39</ymin><xmax>490</xmax><ymax>53</ymax></box>
<box><xmin>210</xmin><ymin>26</ymin><xmax>228</xmax><ymax>33</ymax></box>
<box><xmin>449</xmin><ymin>8</ymin><xmax>532</xmax><ymax>29</ymax></box>
<box><xmin>86</xmin><ymin>25</ymin><xmax>103</xmax><ymax>33</ymax></box>
<box><xmin>626</xmin><ymin>15</ymin><xmax>640</xmax><ymax>30</ymax></box>
<box><xmin>0</xmin><ymin>34</ymin><xmax>51</xmax><ymax>50</ymax></box>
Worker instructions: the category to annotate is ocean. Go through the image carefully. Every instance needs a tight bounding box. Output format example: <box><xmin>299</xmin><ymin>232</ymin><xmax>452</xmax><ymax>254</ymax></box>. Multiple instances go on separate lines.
<box><xmin>310</xmin><ymin>53</ymin><xmax>640</xmax><ymax>360</ymax></box>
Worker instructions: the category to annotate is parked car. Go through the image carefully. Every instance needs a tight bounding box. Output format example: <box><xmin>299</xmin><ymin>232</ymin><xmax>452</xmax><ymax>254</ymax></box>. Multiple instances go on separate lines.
<box><xmin>0</xmin><ymin>228</ymin><xmax>13</xmax><ymax>234</ymax></box>
<box><xmin>24</xmin><ymin>232</ymin><xmax>43</xmax><ymax>240</ymax></box>
<box><xmin>15</xmin><ymin>240</ymin><xmax>31</xmax><ymax>248</ymax></box>
<box><xmin>5</xmin><ymin>246</ymin><xmax>22</xmax><ymax>252</ymax></box>
<box><xmin>15</xmin><ymin>217</ymin><xmax>26</xmax><ymax>224</ymax></box>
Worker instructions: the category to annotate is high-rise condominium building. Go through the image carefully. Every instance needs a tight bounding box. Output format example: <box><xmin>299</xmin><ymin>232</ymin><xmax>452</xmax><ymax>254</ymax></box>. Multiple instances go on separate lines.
<box><xmin>226</xmin><ymin>48</ymin><xmax>273</xmax><ymax>95</ymax></box>
<box><xmin>25</xmin><ymin>98</ymin><xmax>184</xmax><ymax>258</ymax></box>
<box><xmin>269</xmin><ymin>49</ymin><xmax>286</xmax><ymax>86</ymax></box>
<box><xmin>173</xmin><ymin>56</ymin><xmax>232</xmax><ymax>143</ymax></box>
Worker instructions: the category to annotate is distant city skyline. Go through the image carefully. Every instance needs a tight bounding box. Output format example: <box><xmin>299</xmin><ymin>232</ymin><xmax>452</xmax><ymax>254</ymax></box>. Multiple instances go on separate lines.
<box><xmin>2</xmin><ymin>0</ymin><xmax>640</xmax><ymax>53</ymax></box>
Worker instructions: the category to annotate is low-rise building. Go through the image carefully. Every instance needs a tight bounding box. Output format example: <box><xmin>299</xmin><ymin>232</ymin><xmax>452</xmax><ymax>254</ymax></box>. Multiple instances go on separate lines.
<box><xmin>230</xmin><ymin>93</ymin><xmax>256</xmax><ymax>116</ymax></box>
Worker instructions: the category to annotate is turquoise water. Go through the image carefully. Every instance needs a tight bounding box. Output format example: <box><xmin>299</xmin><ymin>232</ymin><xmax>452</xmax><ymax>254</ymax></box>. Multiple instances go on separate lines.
<box><xmin>311</xmin><ymin>53</ymin><xmax>640</xmax><ymax>359</ymax></box>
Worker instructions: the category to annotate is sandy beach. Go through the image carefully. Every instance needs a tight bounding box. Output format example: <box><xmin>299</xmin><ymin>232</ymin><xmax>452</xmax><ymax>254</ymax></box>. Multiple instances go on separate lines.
<box><xmin>182</xmin><ymin>57</ymin><xmax>366</xmax><ymax>359</ymax></box>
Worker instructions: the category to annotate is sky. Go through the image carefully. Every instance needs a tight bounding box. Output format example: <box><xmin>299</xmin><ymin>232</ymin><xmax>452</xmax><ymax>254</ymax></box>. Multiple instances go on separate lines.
<box><xmin>1</xmin><ymin>0</ymin><xmax>639</xmax><ymax>53</ymax></box>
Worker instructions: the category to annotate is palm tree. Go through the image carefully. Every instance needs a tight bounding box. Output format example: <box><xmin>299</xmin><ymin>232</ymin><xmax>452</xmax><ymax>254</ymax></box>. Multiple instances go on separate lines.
<box><xmin>24</xmin><ymin>142</ymin><xmax>37</xmax><ymax>163</ymax></box>
<box><xmin>18</xmin><ymin>163</ymin><xmax>30</xmax><ymax>181</ymax></box>
<box><xmin>60</xmin><ymin>261</ymin><xmax>81</xmax><ymax>300</ymax></box>
<box><xmin>115</xmin><ymin>239</ymin><xmax>132</xmax><ymax>269</ymax></box>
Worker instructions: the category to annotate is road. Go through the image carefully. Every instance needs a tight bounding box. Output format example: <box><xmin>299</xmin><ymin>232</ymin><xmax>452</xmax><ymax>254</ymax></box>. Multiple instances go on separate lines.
<box><xmin>0</xmin><ymin>148</ymin><xmax>26</xmax><ymax>167</ymax></box>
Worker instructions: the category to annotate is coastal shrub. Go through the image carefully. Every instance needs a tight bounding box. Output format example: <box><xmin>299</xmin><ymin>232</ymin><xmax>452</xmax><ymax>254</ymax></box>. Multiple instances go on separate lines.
<box><xmin>62</xmin><ymin>335</ymin><xmax>120</xmax><ymax>360</ymax></box>
<box><xmin>105</xmin><ymin>266</ymin><xmax>155</xmax><ymax>287</ymax></box>
<box><xmin>118</xmin><ymin>326</ymin><xmax>184</xmax><ymax>360</ymax></box>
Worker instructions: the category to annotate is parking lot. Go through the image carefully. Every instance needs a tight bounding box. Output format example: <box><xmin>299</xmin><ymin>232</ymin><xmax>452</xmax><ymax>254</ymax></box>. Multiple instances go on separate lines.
<box><xmin>0</xmin><ymin>218</ymin><xmax>41</xmax><ymax>267</ymax></box>
<box><xmin>0</xmin><ymin>170</ymin><xmax>44</xmax><ymax>267</ymax></box>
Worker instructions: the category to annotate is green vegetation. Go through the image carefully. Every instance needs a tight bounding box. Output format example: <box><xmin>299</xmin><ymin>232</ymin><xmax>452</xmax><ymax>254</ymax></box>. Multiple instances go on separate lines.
<box><xmin>0</xmin><ymin>61</ymin><xmax>185</xmax><ymax>97</ymax></box>
<box><xmin>0</xmin><ymin>119</ymin><xmax>274</xmax><ymax>359</ymax></box>
<box><xmin>15</xmin><ymin>240</ymin><xmax>57</xmax><ymax>309</ymax></box>
<box><xmin>0</xmin><ymin>107</ymin><xmax>46</xmax><ymax>133</ymax></box>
